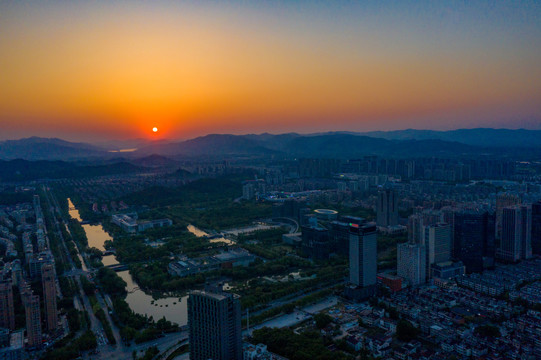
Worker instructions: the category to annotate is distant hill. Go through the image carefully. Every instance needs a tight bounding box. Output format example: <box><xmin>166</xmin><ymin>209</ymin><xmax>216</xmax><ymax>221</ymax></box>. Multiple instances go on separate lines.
<box><xmin>2</xmin><ymin>128</ymin><xmax>540</xmax><ymax>161</ymax></box>
<box><xmin>135</xmin><ymin>134</ymin><xmax>278</xmax><ymax>157</ymax></box>
<box><xmin>360</xmin><ymin>128</ymin><xmax>541</xmax><ymax>148</ymax></box>
<box><xmin>133</xmin><ymin>132</ymin><xmax>498</xmax><ymax>158</ymax></box>
<box><xmin>0</xmin><ymin>159</ymin><xmax>145</xmax><ymax>182</ymax></box>
<box><xmin>0</xmin><ymin>137</ymin><xmax>107</xmax><ymax>160</ymax></box>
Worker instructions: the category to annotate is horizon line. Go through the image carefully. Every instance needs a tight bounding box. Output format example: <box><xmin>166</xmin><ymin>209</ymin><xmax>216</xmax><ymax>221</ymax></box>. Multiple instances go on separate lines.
<box><xmin>2</xmin><ymin>126</ymin><xmax>541</xmax><ymax>144</ymax></box>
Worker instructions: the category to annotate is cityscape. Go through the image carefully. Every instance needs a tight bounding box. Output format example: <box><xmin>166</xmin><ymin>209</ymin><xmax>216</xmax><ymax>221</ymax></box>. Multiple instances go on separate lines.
<box><xmin>1</xmin><ymin>1</ymin><xmax>541</xmax><ymax>360</ymax></box>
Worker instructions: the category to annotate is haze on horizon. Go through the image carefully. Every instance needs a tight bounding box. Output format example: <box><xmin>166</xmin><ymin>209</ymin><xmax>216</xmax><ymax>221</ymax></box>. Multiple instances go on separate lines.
<box><xmin>1</xmin><ymin>0</ymin><xmax>540</xmax><ymax>142</ymax></box>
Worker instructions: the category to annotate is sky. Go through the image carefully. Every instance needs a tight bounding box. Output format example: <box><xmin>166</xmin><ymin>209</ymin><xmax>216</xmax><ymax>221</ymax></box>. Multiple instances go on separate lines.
<box><xmin>1</xmin><ymin>0</ymin><xmax>540</xmax><ymax>141</ymax></box>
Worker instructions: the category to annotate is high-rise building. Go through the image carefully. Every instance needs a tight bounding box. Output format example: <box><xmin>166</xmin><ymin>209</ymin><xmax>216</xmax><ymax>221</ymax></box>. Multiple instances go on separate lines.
<box><xmin>28</xmin><ymin>251</ymin><xmax>54</xmax><ymax>279</ymax></box>
<box><xmin>497</xmin><ymin>205</ymin><xmax>532</xmax><ymax>262</ymax></box>
<box><xmin>329</xmin><ymin>216</ymin><xmax>365</xmax><ymax>256</ymax></box>
<box><xmin>0</xmin><ymin>280</ymin><xmax>15</xmax><ymax>330</ymax></box>
<box><xmin>22</xmin><ymin>288</ymin><xmax>42</xmax><ymax>348</ymax></box>
<box><xmin>407</xmin><ymin>214</ymin><xmax>423</xmax><ymax>244</ymax></box>
<box><xmin>41</xmin><ymin>264</ymin><xmax>57</xmax><ymax>331</ymax></box>
<box><xmin>532</xmin><ymin>201</ymin><xmax>541</xmax><ymax>256</ymax></box>
<box><xmin>422</xmin><ymin>210</ymin><xmax>443</xmax><ymax>227</ymax></box>
<box><xmin>301</xmin><ymin>225</ymin><xmax>330</xmax><ymax>260</ymax></box>
<box><xmin>495</xmin><ymin>193</ymin><xmax>520</xmax><ymax>239</ymax></box>
<box><xmin>349</xmin><ymin>222</ymin><xmax>377</xmax><ymax>287</ymax></box>
<box><xmin>337</xmin><ymin>181</ymin><xmax>347</xmax><ymax>192</ymax></box>
<box><xmin>188</xmin><ymin>285</ymin><xmax>242</xmax><ymax>360</ymax></box>
<box><xmin>453</xmin><ymin>211</ymin><xmax>495</xmax><ymax>273</ymax></box>
<box><xmin>397</xmin><ymin>242</ymin><xmax>426</xmax><ymax>286</ymax></box>
<box><xmin>423</xmin><ymin>223</ymin><xmax>452</xmax><ymax>279</ymax></box>
<box><xmin>376</xmin><ymin>184</ymin><xmax>398</xmax><ymax>227</ymax></box>
<box><xmin>242</xmin><ymin>183</ymin><xmax>255</xmax><ymax>200</ymax></box>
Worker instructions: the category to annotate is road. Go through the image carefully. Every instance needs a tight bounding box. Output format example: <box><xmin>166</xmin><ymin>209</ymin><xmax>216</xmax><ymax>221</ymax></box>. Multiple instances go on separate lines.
<box><xmin>41</xmin><ymin>185</ymin><xmax>76</xmax><ymax>269</ymax></box>
<box><xmin>83</xmin><ymin>331</ymin><xmax>189</xmax><ymax>360</ymax></box>
<box><xmin>248</xmin><ymin>280</ymin><xmax>343</xmax><ymax>318</ymax></box>
<box><xmin>244</xmin><ymin>296</ymin><xmax>338</xmax><ymax>336</ymax></box>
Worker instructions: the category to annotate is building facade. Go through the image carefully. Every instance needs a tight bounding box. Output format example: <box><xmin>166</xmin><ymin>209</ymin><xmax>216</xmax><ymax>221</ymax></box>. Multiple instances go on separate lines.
<box><xmin>349</xmin><ymin>222</ymin><xmax>377</xmax><ymax>287</ymax></box>
<box><xmin>532</xmin><ymin>201</ymin><xmax>541</xmax><ymax>256</ymax></box>
<box><xmin>188</xmin><ymin>286</ymin><xmax>242</xmax><ymax>360</ymax></box>
<box><xmin>423</xmin><ymin>223</ymin><xmax>452</xmax><ymax>279</ymax></box>
<box><xmin>497</xmin><ymin>205</ymin><xmax>532</xmax><ymax>262</ymax></box>
<box><xmin>453</xmin><ymin>211</ymin><xmax>495</xmax><ymax>273</ymax></box>
<box><xmin>0</xmin><ymin>280</ymin><xmax>15</xmax><ymax>330</ymax></box>
<box><xmin>376</xmin><ymin>185</ymin><xmax>398</xmax><ymax>227</ymax></box>
<box><xmin>397</xmin><ymin>242</ymin><xmax>426</xmax><ymax>286</ymax></box>
<box><xmin>41</xmin><ymin>264</ymin><xmax>57</xmax><ymax>331</ymax></box>
<box><xmin>22</xmin><ymin>290</ymin><xmax>41</xmax><ymax>348</ymax></box>
<box><xmin>301</xmin><ymin>225</ymin><xmax>330</xmax><ymax>260</ymax></box>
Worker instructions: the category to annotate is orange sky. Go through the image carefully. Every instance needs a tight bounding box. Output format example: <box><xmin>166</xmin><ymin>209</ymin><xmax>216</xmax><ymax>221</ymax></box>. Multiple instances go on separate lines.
<box><xmin>1</xmin><ymin>1</ymin><xmax>540</xmax><ymax>141</ymax></box>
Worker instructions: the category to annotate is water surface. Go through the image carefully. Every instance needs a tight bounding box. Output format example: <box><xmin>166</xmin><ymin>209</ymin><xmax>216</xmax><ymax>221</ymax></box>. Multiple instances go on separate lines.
<box><xmin>117</xmin><ymin>270</ymin><xmax>188</xmax><ymax>326</ymax></box>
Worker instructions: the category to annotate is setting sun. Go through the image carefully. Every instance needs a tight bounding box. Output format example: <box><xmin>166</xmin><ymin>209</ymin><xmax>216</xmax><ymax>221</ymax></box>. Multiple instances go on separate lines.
<box><xmin>152</xmin><ymin>127</ymin><xmax>158</xmax><ymax>133</ymax></box>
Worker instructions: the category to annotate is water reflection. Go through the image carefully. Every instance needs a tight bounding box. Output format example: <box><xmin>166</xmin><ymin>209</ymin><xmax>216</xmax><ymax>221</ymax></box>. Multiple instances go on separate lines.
<box><xmin>101</xmin><ymin>254</ymin><xmax>119</xmax><ymax>266</ymax></box>
<box><xmin>117</xmin><ymin>270</ymin><xmax>188</xmax><ymax>326</ymax></box>
<box><xmin>67</xmin><ymin>198</ymin><xmax>82</xmax><ymax>221</ymax></box>
<box><xmin>67</xmin><ymin>198</ymin><xmax>188</xmax><ymax>325</ymax></box>
<box><xmin>82</xmin><ymin>224</ymin><xmax>112</xmax><ymax>252</ymax></box>
<box><xmin>187</xmin><ymin>224</ymin><xmax>233</xmax><ymax>245</ymax></box>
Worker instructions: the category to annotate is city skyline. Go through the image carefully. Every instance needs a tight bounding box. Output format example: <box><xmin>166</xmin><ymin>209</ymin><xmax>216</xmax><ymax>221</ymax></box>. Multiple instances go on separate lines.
<box><xmin>1</xmin><ymin>0</ymin><xmax>540</xmax><ymax>141</ymax></box>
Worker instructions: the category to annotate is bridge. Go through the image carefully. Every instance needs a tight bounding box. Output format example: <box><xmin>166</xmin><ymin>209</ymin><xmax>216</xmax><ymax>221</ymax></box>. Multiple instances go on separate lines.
<box><xmin>105</xmin><ymin>264</ymin><xmax>128</xmax><ymax>272</ymax></box>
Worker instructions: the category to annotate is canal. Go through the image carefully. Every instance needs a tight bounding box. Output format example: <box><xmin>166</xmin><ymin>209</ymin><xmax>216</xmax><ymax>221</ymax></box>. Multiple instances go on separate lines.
<box><xmin>67</xmin><ymin>199</ymin><xmax>188</xmax><ymax>325</ymax></box>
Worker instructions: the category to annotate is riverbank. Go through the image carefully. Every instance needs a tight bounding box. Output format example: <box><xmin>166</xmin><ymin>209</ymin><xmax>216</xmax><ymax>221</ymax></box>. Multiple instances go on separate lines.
<box><xmin>67</xmin><ymin>198</ymin><xmax>188</xmax><ymax>326</ymax></box>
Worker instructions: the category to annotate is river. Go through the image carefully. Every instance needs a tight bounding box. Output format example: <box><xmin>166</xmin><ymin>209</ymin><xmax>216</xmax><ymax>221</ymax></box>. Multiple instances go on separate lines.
<box><xmin>67</xmin><ymin>198</ymin><xmax>188</xmax><ymax>325</ymax></box>
<box><xmin>186</xmin><ymin>224</ymin><xmax>233</xmax><ymax>244</ymax></box>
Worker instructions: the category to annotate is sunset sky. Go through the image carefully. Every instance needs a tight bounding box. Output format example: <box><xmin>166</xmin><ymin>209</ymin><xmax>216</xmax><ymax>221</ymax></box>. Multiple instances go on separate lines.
<box><xmin>1</xmin><ymin>0</ymin><xmax>540</xmax><ymax>141</ymax></box>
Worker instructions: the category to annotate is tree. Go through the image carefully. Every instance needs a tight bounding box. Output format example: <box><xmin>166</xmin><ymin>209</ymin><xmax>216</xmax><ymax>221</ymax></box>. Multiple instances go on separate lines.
<box><xmin>396</xmin><ymin>319</ymin><xmax>419</xmax><ymax>342</ymax></box>
<box><xmin>314</xmin><ymin>313</ymin><xmax>333</xmax><ymax>329</ymax></box>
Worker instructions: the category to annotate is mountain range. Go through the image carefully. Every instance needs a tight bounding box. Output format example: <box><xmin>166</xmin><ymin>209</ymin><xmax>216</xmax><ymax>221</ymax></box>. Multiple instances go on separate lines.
<box><xmin>0</xmin><ymin>128</ymin><xmax>539</xmax><ymax>161</ymax></box>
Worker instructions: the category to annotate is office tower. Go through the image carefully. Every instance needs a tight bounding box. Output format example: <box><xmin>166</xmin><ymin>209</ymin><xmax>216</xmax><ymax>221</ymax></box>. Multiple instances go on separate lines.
<box><xmin>0</xmin><ymin>280</ymin><xmax>15</xmax><ymax>330</ymax></box>
<box><xmin>495</xmin><ymin>193</ymin><xmax>520</xmax><ymax>239</ymax></box>
<box><xmin>532</xmin><ymin>201</ymin><xmax>541</xmax><ymax>255</ymax></box>
<box><xmin>422</xmin><ymin>210</ymin><xmax>443</xmax><ymax>227</ymax></box>
<box><xmin>453</xmin><ymin>211</ymin><xmax>495</xmax><ymax>273</ymax></box>
<box><xmin>11</xmin><ymin>260</ymin><xmax>22</xmax><ymax>287</ymax></box>
<box><xmin>22</xmin><ymin>289</ymin><xmax>42</xmax><ymax>348</ymax></box>
<box><xmin>349</xmin><ymin>222</ymin><xmax>377</xmax><ymax>287</ymax></box>
<box><xmin>329</xmin><ymin>216</ymin><xmax>365</xmax><ymax>256</ymax></box>
<box><xmin>498</xmin><ymin>205</ymin><xmax>532</xmax><ymax>262</ymax></box>
<box><xmin>376</xmin><ymin>184</ymin><xmax>398</xmax><ymax>227</ymax></box>
<box><xmin>407</xmin><ymin>214</ymin><xmax>423</xmax><ymax>244</ymax></box>
<box><xmin>301</xmin><ymin>225</ymin><xmax>330</xmax><ymax>260</ymax></box>
<box><xmin>41</xmin><ymin>264</ymin><xmax>57</xmax><ymax>331</ymax></box>
<box><xmin>397</xmin><ymin>242</ymin><xmax>426</xmax><ymax>286</ymax></box>
<box><xmin>28</xmin><ymin>251</ymin><xmax>54</xmax><ymax>279</ymax></box>
<box><xmin>423</xmin><ymin>223</ymin><xmax>452</xmax><ymax>278</ymax></box>
<box><xmin>188</xmin><ymin>285</ymin><xmax>242</xmax><ymax>360</ymax></box>
<box><xmin>242</xmin><ymin>183</ymin><xmax>254</xmax><ymax>200</ymax></box>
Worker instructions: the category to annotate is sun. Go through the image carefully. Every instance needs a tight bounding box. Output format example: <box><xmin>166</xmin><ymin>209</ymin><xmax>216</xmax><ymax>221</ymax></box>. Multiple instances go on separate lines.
<box><xmin>152</xmin><ymin>127</ymin><xmax>158</xmax><ymax>133</ymax></box>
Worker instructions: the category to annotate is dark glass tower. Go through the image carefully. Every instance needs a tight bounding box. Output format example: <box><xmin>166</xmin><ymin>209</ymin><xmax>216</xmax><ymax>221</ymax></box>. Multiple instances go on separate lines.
<box><xmin>453</xmin><ymin>211</ymin><xmax>495</xmax><ymax>273</ymax></box>
<box><xmin>532</xmin><ymin>201</ymin><xmax>541</xmax><ymax>256</ymax></box>
<box><xmin>188</xmin><ymin>285</ymin><xmax>242</xmax><ymax>360</ymax></box>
